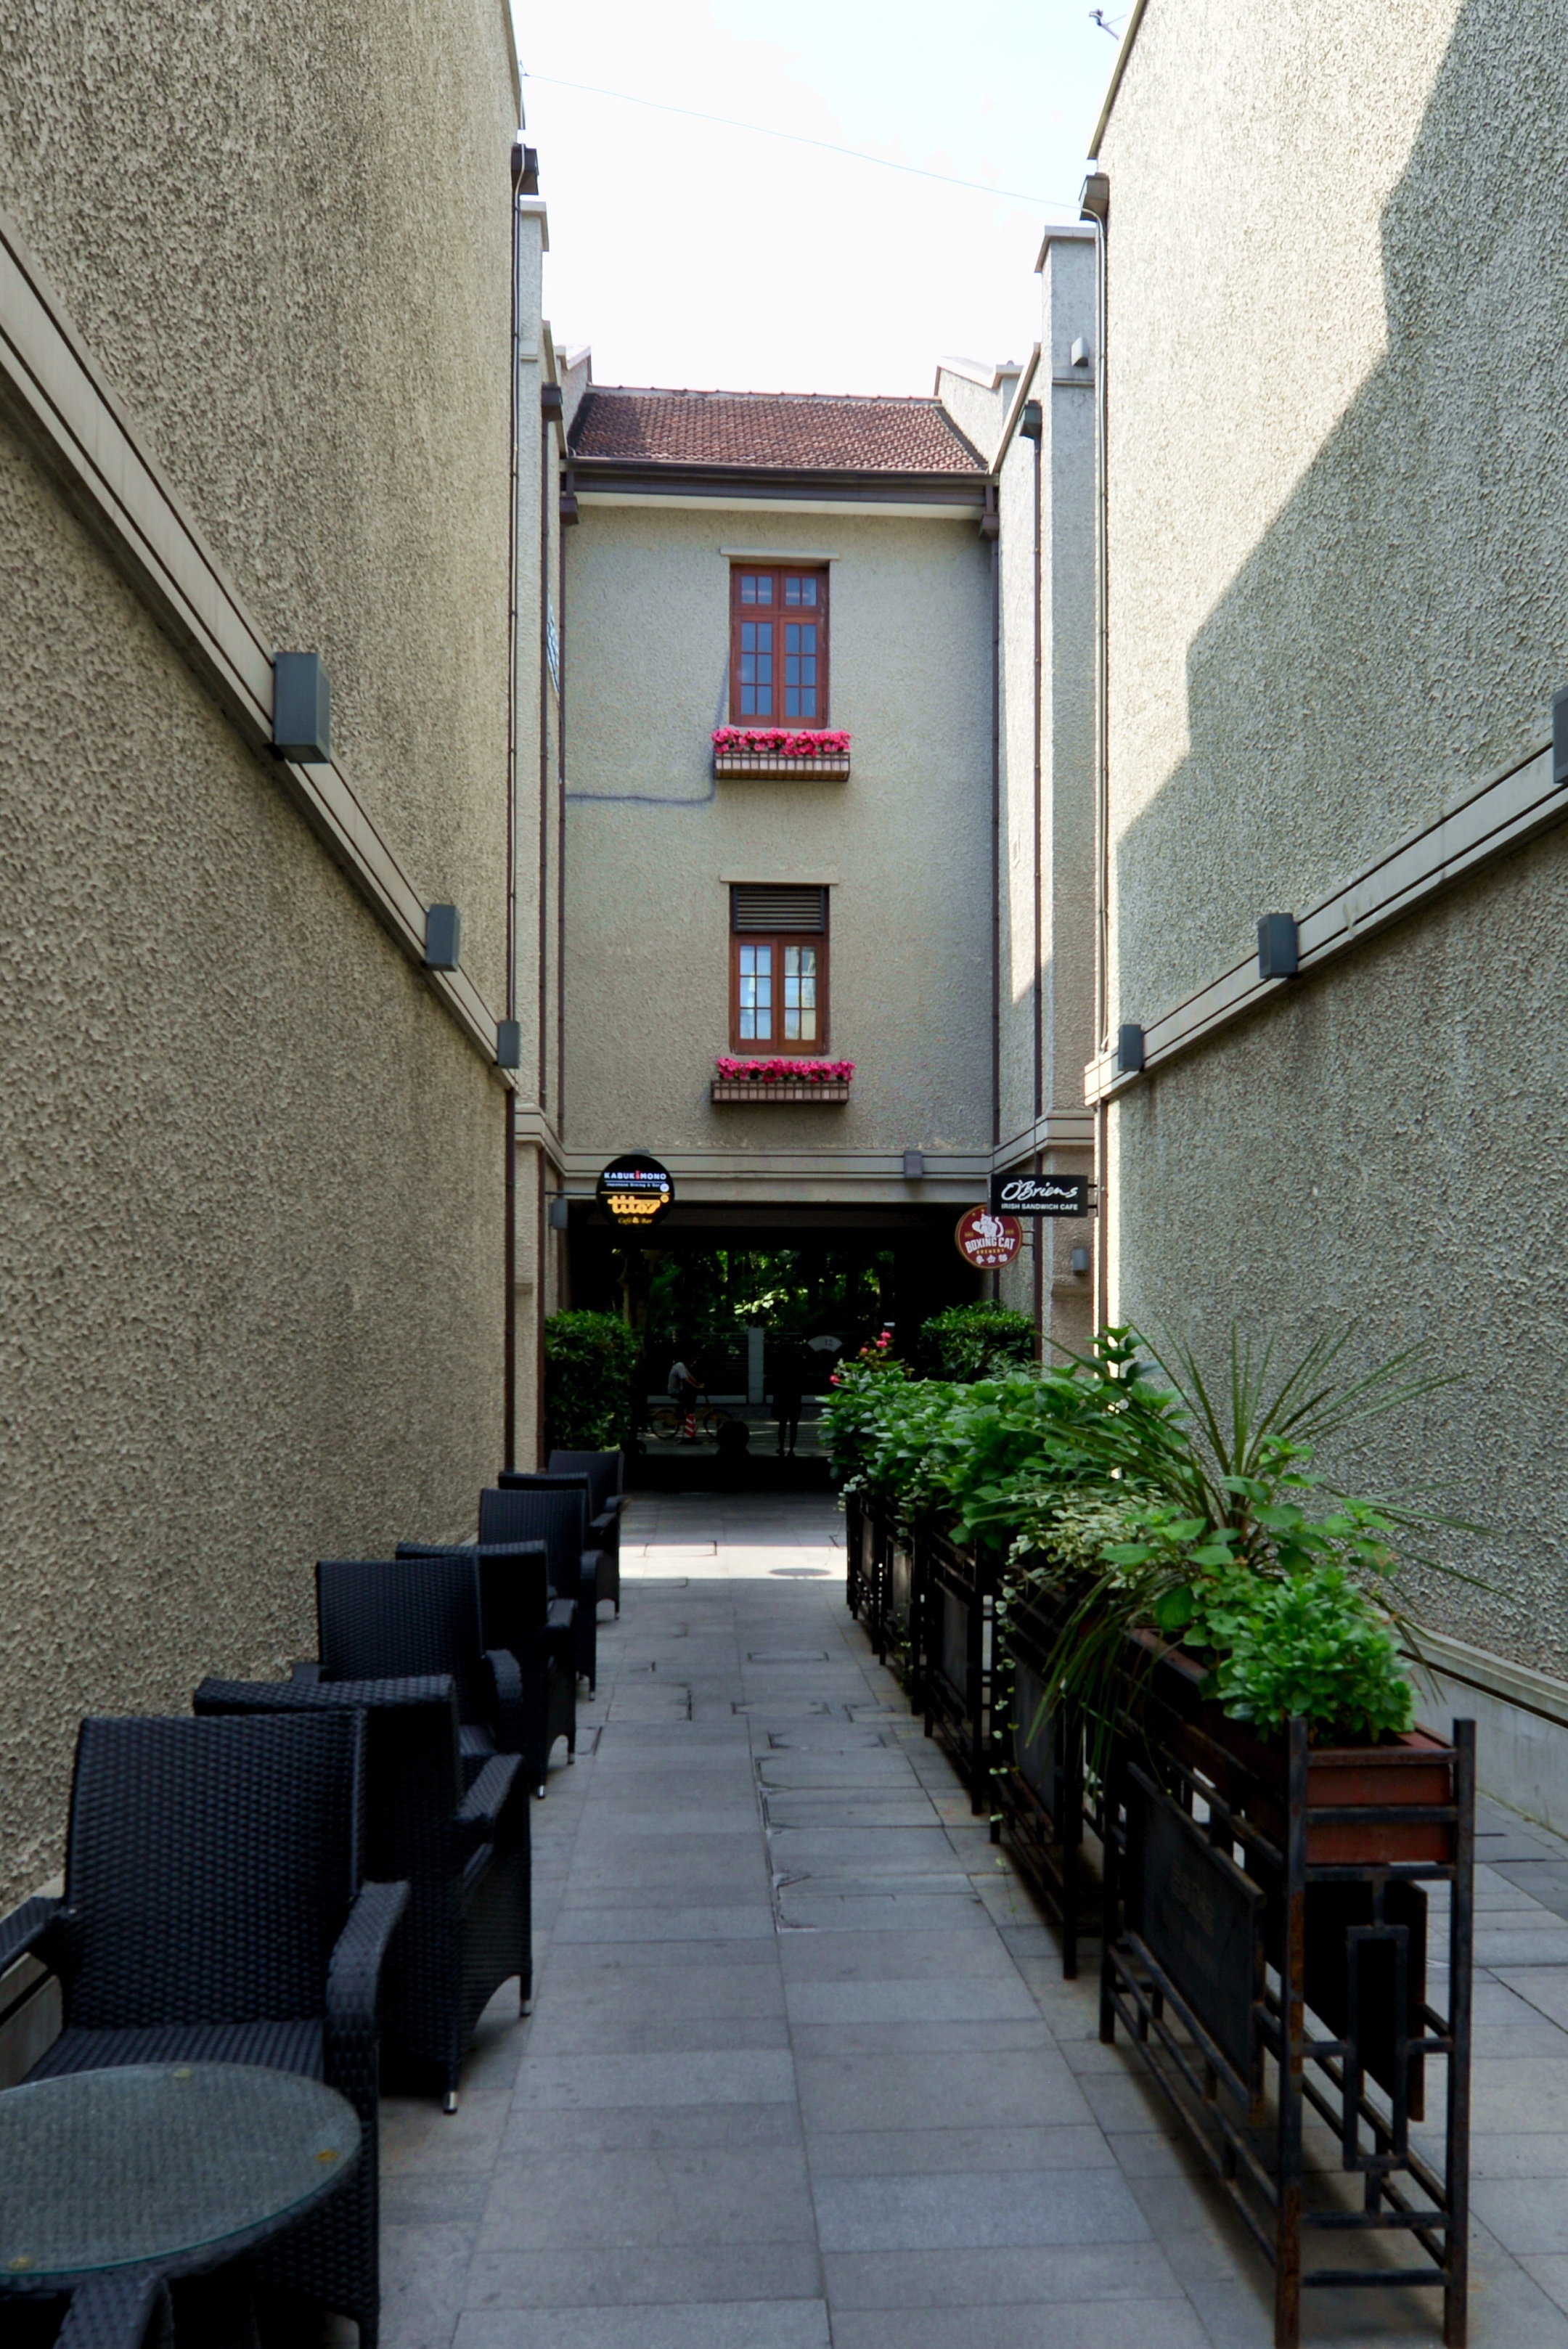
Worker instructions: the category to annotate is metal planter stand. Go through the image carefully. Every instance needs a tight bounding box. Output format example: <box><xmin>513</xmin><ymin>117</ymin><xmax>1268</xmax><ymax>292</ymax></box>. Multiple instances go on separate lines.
<box><xmin>1100</xmin><ymin>1655</ymin><xmax>1474</xmax><ymax>2349</ymax></box>
<box><xmin>992</xmin><ymin>1583</ymin><xmax>1098</xmax><ymax>1978</ymax></box>
<box><xmin>912</xmin><ymin>1527</ymin><xmax>995</xmax><ymax>1818</ymax></box>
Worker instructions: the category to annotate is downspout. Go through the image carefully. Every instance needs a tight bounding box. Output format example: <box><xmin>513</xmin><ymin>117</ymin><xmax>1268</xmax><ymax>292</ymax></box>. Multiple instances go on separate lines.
<box><xmin>1087</xmin><ymin>186</ymin><xmax>1112</xmax><ymax>1339</ymax></box>
<box><xmin>555</xmin><ymin>485</ymin><xmax>568</xmax><ymax>1135</ymax></box>
<box><xmin>987</xmin><ymin>508</ymin><xmax>1002</xmax><ymax>1303</ymax></box>
<box><xmin>1032</xmin><ymin>417</ymin><xmax>1045</xmax><ymax>1359</ymax></box>
<box><xmin>503</xmin><ymin>134</ymin><xmax>525</xmax><ymax>1469</ymax></box>
<box><xmin>536</xmin><ymin>404</ymin><xmax>552</xmax><ymax>1111</ymax></box>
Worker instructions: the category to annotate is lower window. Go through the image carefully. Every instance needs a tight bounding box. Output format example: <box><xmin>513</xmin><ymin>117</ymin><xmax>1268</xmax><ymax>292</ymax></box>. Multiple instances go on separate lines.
<box><xmin>730</xmin><ymin>886</ymin><xmax>828</xmax><ymax>1053</ymax></box>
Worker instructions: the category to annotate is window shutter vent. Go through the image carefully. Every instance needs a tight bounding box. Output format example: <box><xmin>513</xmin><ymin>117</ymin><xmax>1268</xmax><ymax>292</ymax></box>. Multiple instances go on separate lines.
<box><xmin>731</xmin><ymin>884</ymin><xmax>827</xmax><ymax>934</ymax></box>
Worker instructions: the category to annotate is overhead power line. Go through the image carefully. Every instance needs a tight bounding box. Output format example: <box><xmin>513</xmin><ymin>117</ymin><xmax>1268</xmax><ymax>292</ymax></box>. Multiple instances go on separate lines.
<box><xmin>521</xmin><ymin>70</ymin><xmax>1078</xmax><ymax>213</ymax></box>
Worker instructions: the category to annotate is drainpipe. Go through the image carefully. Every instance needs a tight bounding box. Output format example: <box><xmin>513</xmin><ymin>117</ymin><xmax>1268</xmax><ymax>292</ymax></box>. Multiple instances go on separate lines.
<box><xmin>555</xmin><ymin>478</ymin><xmax>568</xmax><ymax>1135</ymax></box>
<box><xmin>988</xmin><ymin>523</ymin><xmax>1003</xmax><ymax>1304</ymax></box>
<box><xmin>1083</xmin><ymin>175</ymin><xmax>1112</xmax><ymax>1337</ymax></box>
<box><xmin>537</xmin><ymin>397</ymin><xmax>552</xmax><ymax>1111</ymax></box>
<box><xmin>503</xmin><ymin>134</ymin><xmax>526</xmax><ymax>1469</ymax></box>
<box><xmin>1029</xmin><ymin>401</ymin><xmax>1045</xmax><ymax>1359</ymax></box>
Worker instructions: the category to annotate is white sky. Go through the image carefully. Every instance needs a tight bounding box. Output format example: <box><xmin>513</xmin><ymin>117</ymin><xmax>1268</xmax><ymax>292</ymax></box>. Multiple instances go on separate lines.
<box><xmin>515</xmin><ymin>0</ymin><xmax>1122</xmax><ymax>396</ymax></box>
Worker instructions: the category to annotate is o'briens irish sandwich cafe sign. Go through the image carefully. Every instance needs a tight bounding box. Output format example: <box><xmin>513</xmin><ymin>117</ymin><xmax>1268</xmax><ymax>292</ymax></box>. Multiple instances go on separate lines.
<box><xmin>989</xmin><ymin>1172</ymin><xmax>1090</xmax><ymax>1218</ymax></box>
<box><xmin>596</xmin><ymin>1153</ymin><xmax>674</xmax><ymax>1230</ymax></box>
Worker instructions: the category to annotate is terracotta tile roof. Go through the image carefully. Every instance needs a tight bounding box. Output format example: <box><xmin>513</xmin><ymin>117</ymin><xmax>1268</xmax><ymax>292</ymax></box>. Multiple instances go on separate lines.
<box><xmin>568</xmin><ymin>387</ymin><xmax>985</xmax><ymax>475</ymax></box>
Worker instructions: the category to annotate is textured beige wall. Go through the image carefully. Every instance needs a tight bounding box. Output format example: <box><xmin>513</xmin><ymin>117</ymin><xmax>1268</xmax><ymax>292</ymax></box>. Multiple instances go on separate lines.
<box><xmin>1099</xmin><ymin>0</ymin><xmax>1568</xmax><ymax>1667</ymax></box>
<box><xmin>0</xmin><ymin>0</ymin><xmax>518</xmax><ymax>1007</ymax></box>
<box><xmin>0</xmin><ymin>1</ymin><xmax>517</xmax><ymax>1905</ymax></box>
<box><xmin>560</xmin><ymin>504</ymin><xmax>995</xmax><ymax>1159</ymax></box>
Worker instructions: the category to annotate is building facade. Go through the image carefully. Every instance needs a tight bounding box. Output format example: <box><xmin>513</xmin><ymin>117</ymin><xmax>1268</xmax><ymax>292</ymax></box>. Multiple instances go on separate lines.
<box><xmin>1085</xmin><ymin>0</ymin><xmax>1568</xmax><ymax>1824</ymax></box>
<box><xmin>0</xmin><ymin>2</ymin><xmax>526</xmax><ymax>1908</ymax></box>
<box><xmin>542</xmin><ymin>257</ymin><xmax>1101</xmax><ymax>1376</ymax></box>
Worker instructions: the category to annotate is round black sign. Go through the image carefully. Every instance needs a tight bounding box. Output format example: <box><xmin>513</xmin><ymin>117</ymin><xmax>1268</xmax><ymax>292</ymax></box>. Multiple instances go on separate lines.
<box><xmin>596</xmin><ymin>1152</ymin><xmax>674</xmax><ymax>1230</ymax></box>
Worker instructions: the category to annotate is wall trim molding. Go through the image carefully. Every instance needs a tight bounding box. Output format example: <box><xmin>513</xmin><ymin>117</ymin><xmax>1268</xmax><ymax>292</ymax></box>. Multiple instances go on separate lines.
<box><xmin>1408</xmin><ymin>1625</ymin><xmax>1568</xmax><ymax>1733</ymax></box>
<box><xmin>1086</xmin><ymin>732</ymin><xmax>1560</xmax><ymax>1105</ymax></box>
<box><xmin>0</xmin><ymin>203</ymin><xmax>511</xmax><ymax>1082</ymax></box>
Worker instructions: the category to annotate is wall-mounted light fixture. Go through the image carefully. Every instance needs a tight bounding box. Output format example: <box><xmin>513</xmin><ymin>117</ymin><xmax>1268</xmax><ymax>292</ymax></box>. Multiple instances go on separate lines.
<box><xmin>540</xmin><ymin>383</ymin><xmax>563</xmax><ymax>422</ymax></box>
<box><xmin>1020</xmin><ymin>399</ymin><xmax>1043</xmax><ymax>441</ymax></box>
<box><xmin>1079</xmin><ymin>172</ymin><xmax>1110</xmax><ymax>225</ymax></box>
<box><xmin>902</xmin><ymin>1150</ymin><xmax>926</xmax><ymax>1179</ymax></box>
<box><xmin>424</xmin><ymin>904</ymin><xmax>462</xmax><ymax>971</ymax></box>
<box><xmin>271</xmin><ymin>651</ymin><xmax>332</xmax><ymax>763</ymax></box>
<box><xmin>1257</xmin><ymin>912</ymin><xmax>1299</xmax><ymax>980</ymax></box>
<box><xmin>495</xmin><ymin>1019</ymin><xmax>521</xmax><ymax>1069</ymax></box>
<box><xmin>1069</xmin><ymin>1245</ymin><xmax>1092</xmax><ymax>1275</ymax></box>
<box><xmin>547</xmin><ymin>1197</ymin><xmax>571</xmax><ymax>1231</ymax></box>
<box><xmin>1553</xmin><ymin>687</ymin><xmax>1568</xmax><ymax>788</ymax></box>
<box><xmin>1069</xmin><ymin>337</ymin><xmax>1091</xmax><ymax>369</ymax></box>
<box><xmin>1116</xmin><ymin>1022</ymin><xmax>1144</xmax><ymax>1076</ymax></box>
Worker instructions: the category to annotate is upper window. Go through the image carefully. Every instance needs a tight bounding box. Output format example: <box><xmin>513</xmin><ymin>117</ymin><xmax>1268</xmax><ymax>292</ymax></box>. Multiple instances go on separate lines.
<box><xmin>730</xmin><ymin>884</ymin><xmax>828</xmax><ymax>1054</ymax></box>
<box><xmin>730</xmin><ymin>568</ymin><xmax>830</xmax><ymax>726</ymax></box>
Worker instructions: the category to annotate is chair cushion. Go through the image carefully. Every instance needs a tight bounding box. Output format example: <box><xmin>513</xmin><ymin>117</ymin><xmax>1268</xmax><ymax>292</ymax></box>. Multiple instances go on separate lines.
<box><xmin>30</xmin><ymin>2017</ymin><xmax>324</xmax><ymax>2080</ymax></box>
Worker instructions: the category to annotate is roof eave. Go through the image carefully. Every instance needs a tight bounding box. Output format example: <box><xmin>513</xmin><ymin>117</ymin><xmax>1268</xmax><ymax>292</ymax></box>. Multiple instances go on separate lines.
<box><xmin>566</xmin><ymin>457</ymin><xmax>987</xmax><ymax>502</ymax></box>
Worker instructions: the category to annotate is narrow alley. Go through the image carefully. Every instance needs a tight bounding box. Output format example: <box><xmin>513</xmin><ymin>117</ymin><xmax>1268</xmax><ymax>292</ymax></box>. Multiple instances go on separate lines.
<box><xmin>378</xmin><ymin>1496</ymin><xmax>1568</xmax><ymax>2349</ymax></box>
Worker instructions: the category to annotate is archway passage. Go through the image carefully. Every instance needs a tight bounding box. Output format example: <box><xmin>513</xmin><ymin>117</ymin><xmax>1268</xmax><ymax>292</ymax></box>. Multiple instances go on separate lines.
<box><xmin>564</xmin><ymin>1202</ymin><xmax>979</xmax><ymax>1490</ymax></box>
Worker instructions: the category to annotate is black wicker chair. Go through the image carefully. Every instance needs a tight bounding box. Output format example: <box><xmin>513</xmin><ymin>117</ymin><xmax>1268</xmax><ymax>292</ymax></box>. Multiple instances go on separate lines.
<box><xmin>393</xmin><ymin>1543</ymin><xmax>576</xmax><ymax>1788</ymax></box>
<box><xmin>302</xmin><ymin>1553</ymin><xmax>538</xmax><ymax>1787</ymax></box>
<box><xmin>500</xmin><ymin>1455</ymin><xmax>624</xmax><ymax>1615</ymax></box>
<box><xmin>195</xmin><ymin>1671</ymin><xmax>529</xmax><ymax>2107</ymax></box>
<box><xmin>0</xmin><ymin>1712</ymin><xmax>407</xmax><ymax>2348</ymax></box>
<box><xmin>478</xmin><ymin>1487</ymin><xmax>600</xmax><ymax>1692</ymax></box>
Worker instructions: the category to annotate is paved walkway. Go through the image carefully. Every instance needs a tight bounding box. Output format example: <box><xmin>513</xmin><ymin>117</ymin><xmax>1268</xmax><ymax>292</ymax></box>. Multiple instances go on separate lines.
<box><xmin>377</xmin><ymin>1492</ymin><xmax>1568</xmax><ymax>2349</ymax></box>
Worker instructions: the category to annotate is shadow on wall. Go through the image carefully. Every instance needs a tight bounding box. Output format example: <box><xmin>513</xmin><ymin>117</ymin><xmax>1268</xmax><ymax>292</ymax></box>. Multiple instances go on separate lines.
<box><xmin>1116</xmin><ymin>0</ymin><xmax>1568</xmax><ymax>1021</ymax></box>
<box><xmin>1106</xmin><ymin>0</ymin><xmax>1568</xmax><ymax>1665</ymax></box>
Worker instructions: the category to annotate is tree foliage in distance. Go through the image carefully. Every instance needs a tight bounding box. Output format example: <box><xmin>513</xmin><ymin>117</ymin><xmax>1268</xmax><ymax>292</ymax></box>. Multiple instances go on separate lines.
<box><xmin>544</xmin><ymin>1310</ymin><xmax>642</xmax><ymax>1452</ymax></box>
<box><xmin>920</xmin><ymin>1302</ymin><xmax>1037</xmax><ymax>1380</ymax></box>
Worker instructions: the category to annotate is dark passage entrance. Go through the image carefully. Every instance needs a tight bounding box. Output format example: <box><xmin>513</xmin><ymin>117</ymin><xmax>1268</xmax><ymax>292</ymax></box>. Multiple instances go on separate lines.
<box><xmin>564</xmin><ymin>1202</ymin><xmax>977</xmax><ymax>1490</ymax></box>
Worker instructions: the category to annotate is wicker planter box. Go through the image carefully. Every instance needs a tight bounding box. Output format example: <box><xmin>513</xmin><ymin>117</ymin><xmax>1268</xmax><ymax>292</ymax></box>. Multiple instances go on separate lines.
<box><xmin>713</xmin><ymin>748</ymin><xmax>852</xmax><ymax>780</ymax></box>
<box><xmin>711</xmin><ymin>1079</ymin><xmax>851</xmax><ymax>1103</ymax></box>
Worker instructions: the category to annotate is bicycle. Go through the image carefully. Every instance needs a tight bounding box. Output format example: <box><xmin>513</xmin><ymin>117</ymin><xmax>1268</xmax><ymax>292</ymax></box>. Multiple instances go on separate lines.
<box><xmin>648</xmin><ymin>1402</ymin><xmax>732</xmax><ymax>1442</ymax></box>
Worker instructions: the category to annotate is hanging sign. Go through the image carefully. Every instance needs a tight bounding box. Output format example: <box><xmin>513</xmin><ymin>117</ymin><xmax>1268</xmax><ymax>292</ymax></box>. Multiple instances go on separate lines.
<box><xmin>991</xmin><ymin>1172</ymin><xmax>1090</xmax><ymax>1218</ymax></box>
<box><xmin>955</xmin><ymin>1204</ymin><xmax>1023</xmax><ymax>1270</ymax></box>
<box><xmin>596</xmin><ymin>1152</ymin><xmax>674</xmax><ymax>1230</ymax></box>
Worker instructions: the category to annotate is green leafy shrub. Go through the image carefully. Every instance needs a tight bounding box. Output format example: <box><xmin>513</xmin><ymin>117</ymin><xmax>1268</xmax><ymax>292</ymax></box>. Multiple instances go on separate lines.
<box><xmin>921</xmin><ymin>1303</ymin><xmax>1036</xmax><ymax>1381</ymax></box>
<box><xmin>1193</xmin><ymin>1566</ymin><xmax>1415</xmax><ymax>1742</ymax></box>
<box><xmin>543</xmin><ymin>1310</ymin><xmax>642</xmax><ymax>1452</ymax></box>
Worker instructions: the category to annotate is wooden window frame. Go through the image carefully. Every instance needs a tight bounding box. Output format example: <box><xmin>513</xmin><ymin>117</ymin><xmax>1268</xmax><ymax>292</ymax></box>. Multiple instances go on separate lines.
<box><xmin>728</xmin><ymin>931</ymin><xmax>830</xmax><ymax>1055</ymax></box>
<box><xmin>729</xmin><ymin>566</ymin><xmax>830</xmax><ymax>728</ymax></box>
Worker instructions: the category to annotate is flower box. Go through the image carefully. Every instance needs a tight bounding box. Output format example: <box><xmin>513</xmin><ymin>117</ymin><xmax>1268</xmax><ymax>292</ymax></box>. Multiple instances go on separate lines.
<box><xmin>711</xmin><ymin>727</ymin><xmax>851</xmax><ymax>780</ymax></box>
<box><xmin>1133</xmin><ymin>1630</ymin><xmax>1457</xmax><ymax>1865</ymax></box>
<box><xmin>711</xmin><ymin>1058</ymin><xmax>854</xmax><ymax>1104</ymax></box>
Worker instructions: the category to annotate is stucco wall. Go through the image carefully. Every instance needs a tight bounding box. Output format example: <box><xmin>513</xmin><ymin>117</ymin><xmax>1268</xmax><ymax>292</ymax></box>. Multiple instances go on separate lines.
<box><xmin>560</xmin><ymin>504</ymin><xmax>995</xmax><ymax>1162</ymax></box>
<box><xmin>0</xmin><ymin>0</ymin><xmax>518</xmax><ymax>1008</ymax></box>
<box><xmin>0</xmin><ymin>1</ymin><xmax>518</xmax><ymax>1905</ymax></box>
<box><xmin>1098</xmin><ymin>0</ymin><xmax>1568</xmax><ymax>1670</ymax></box>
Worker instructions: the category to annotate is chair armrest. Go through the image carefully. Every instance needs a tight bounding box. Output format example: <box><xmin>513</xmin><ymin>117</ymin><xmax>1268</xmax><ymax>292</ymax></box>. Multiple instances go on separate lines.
<box><xmin>289</xmin><ymin>1659</ymin><xmax>322</xmax><ymax>1684</ymax></box>
<box><xmin>327</xmin><ymin>1879</ymin><xmax>409</xmax><ymax>2036</ymax></box>
<box><xmin>483</xmin><ymin>1644</ymin><xmax>528</xmax><ymax>1754</ymax></box>
<box><xmin>455</xmin><ymin>1753</ymin><xmax>524</xmax><ymax>1857</ymax></box>
<box><xmin>589</xmin><ymin>1506</ymin><xmax>618</xmax><ymax>1543</ymax></box>
<box><xmin>0</xmin><ymin>1893</ymin><xmax>61</xmax><ymax>1974</ymax></box>
<box><xmin>55</xmin><ymin>2270</ymin><xmax>172</xmax><ymax>2349</ymax></box>
<box><xmin>581</xmin><ymin>1548</ymin><xmax>602</xmax><ymax>1593</ymax></box>
<box><xmin>546</xmin><ymin>1597</ymin><xmax>577</xmax><ymax>1633</ymax></box>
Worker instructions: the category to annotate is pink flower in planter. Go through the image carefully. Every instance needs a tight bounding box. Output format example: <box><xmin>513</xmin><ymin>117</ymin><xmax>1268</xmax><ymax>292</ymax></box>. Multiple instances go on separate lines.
<box><xmin>712</xmin><ymin>727</ymin><xmax>852</xmax><ymax>758</ymax></box>
<box><xmin>714</xmin><ymin>1056</ymin><xmax>856</xmax><ymax>1084</ymax></box>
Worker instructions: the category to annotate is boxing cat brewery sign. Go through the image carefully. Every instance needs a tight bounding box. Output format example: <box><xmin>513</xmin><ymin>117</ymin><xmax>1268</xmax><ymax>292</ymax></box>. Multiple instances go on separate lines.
<box><xmin>596</xmin><ymin>1153</ymin><xmax>674</xmax><ymax>1230</ymax></box>
<box><xmin>990</xmin><ymin>1172</ymin><xmax>1090</xmax><ymax>1219</ymax></box>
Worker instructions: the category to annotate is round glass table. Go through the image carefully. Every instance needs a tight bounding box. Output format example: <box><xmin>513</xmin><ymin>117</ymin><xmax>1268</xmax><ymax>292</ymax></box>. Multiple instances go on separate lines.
<box><xmin>0</xmin><ymin>2063</ymin><xmax>360</xmax><ymax>2297</ymax></box>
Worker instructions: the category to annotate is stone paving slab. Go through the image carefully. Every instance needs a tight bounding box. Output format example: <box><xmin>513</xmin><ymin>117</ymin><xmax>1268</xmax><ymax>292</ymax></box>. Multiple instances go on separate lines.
<box><xmin>368</xmin><ymin>1490</ymin><xmax>1568</xmax><ymax>2349</ymax></box>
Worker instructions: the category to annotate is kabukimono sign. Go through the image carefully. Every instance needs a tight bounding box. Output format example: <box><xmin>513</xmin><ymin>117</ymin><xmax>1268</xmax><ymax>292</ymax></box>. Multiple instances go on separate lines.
<box><xmin>596</xmin><ymin>1153</ymin><xmax>674</xmax><ymax>1230</ymax></box>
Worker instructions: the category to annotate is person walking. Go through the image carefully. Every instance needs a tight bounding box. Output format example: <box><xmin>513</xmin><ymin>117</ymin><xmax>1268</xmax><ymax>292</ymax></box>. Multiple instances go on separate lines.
<box><xmin>769</xmin><ymin>1347</ymin><xmax>804</xmax><ymax>1458</ymax></box>
<box><xmin>667</xmin><ymin>1348</ymin><xmax>703</xmax><ymax>1442</ymax></box>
